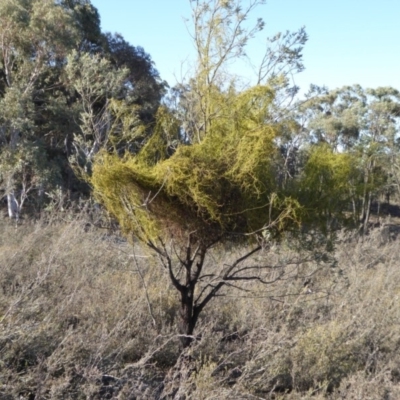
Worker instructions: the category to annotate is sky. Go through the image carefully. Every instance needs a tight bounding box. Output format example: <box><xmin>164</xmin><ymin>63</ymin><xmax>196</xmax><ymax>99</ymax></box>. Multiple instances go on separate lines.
<box><xmin>90</xmin><ymin>0</ymin><xmax>400</xmax><ymax>96</ymax></box>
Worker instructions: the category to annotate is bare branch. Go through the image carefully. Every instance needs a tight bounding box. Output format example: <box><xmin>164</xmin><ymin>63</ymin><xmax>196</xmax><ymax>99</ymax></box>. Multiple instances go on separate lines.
<box><xmin>131</xmin><ymin>251</ymin><xmax>157</xmax><ymax>329</ymax></box>
<box><xmin>194</xmin><ymin>245</ymin><xmax>262</xmax><ymax>315</ymax></box>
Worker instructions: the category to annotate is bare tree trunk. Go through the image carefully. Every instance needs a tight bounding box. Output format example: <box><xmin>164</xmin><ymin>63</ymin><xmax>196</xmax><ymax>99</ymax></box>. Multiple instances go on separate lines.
<box><xmin>177</xmin><ymin>243</ymin><xmax>206</xmax><ymax>348</ymax></box>
<box><xmin>7</xmin><ymin>192</ymin><xmax>19</xmax><ymax>220</ymax></box>
<box><xmin>6</xmin><ymin>174</ymin><xmax>19</xmax><ymax>220</ymax></box>
<box><xmin>352</xmin><ymin>198</ymin><xmax>357</xmax><ymax>221</ymax></box>
<box><xmin>179</xmin><ymin>286</ymin><xmax>198</xmax><ymax>348</ymax></box>
<box><xmin>363</xmin><ymin>191</ymin><xmax>372</xmax><ymax>233</ymax></box>
<box><xmin>149</xmin><ymin>238</ymin><xmax>208</xmax><ymax>349</ymax></box>
<box><xmin>148</xmin><ymin>237</ymin><xmax>263</xmax><ymax>349</ymax></box>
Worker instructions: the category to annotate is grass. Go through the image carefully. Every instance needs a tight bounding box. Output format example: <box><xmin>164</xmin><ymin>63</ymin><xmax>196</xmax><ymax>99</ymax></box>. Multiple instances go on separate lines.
<box><xmin>1</xmin><ymin>210</ymin><xmax>400</xmax><ymax>399</ymax></box>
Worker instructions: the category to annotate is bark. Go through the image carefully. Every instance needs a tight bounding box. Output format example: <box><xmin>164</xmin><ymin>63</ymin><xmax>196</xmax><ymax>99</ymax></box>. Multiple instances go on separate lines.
<box><xmin>7</xmin><ymin>192</ymin><xmax>19</xmax><ymax>220</ymax></box>
<box><xmin>150</xmin><ymin>238</ymin><xmax>262</xmax><ymax>349</ymax></box>
<box><xmin>178</xmin><ymin>249</ymin><xmax>204</xmax><ymax>348</ymax></box>
<box><xmin>179</xmin><ymin>287</ymin><xmax>197</xmax><ymax>348</ymax></box>
<box><xmin>363</xmin><ymin>191</ymin><xmax>372</xmax><ymax>233</ymax></box>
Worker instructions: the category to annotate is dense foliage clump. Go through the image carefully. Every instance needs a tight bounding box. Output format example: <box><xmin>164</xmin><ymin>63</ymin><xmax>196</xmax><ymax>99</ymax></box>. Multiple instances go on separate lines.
<box><xmin>0</xmin><ymin>0</ymin><xmax>165</xmax><ymax>218</ymax></box>
<box><xmin>91</xmin><ymin>86</ymin><xmax>302</xmax><ymax>244</ymax></box>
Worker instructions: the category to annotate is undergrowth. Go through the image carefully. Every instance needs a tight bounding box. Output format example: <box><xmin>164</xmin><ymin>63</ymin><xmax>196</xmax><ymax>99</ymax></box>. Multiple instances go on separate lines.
<box><xmin>1</xmin><ymin>212</ymin><xmax>400</xmax><ymax>399</ymax></box>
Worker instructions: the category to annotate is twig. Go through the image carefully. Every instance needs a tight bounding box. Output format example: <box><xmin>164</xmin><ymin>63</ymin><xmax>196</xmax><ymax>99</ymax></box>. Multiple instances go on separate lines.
<box><xmin>131</xmin><ymin>251</ymin><xmax>157</xmax><ymax>329</ymax></box>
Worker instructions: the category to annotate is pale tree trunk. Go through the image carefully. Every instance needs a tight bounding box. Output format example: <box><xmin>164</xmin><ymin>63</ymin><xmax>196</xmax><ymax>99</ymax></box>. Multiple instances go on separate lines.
<box><xmin>6</xmin><ymin>176</ymin><xmax>19</xmax><ymax>220</ymax></box>
<box><xmin>7</xmin><ymin>193</ymin><xmax>19</xmax><ymax>220</ymax></box>
<box><xmin>5</xmin><ymin>175</ymin><xmax>33</xmax><ymax>220</ymax></box>
<box><xmin>363</xmin><ymin>191</ymin><xmax>372</xmax><ymax>233</ymax></box>
<box><xmin>6</xmin><ymin>129</ymin><xmax>21</xmax><ymax>220</ymax></box>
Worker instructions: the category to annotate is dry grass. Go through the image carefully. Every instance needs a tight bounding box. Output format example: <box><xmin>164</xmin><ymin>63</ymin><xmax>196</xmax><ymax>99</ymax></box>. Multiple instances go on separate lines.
<box><xmin>1</xmin><ymin>212</ymin><xmax>400</xmax><ymax>399</ymax></box>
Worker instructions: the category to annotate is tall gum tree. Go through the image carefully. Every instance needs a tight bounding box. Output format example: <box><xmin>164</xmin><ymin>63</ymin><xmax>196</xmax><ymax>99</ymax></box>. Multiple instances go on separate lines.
<box><xmin>0</xmin><ymin>0</ymin><xmax>79</xmax><ymax>218</ymax></box>
<box><xmin>0</xmin><ymin>0</ymin><xmax>164</xmax><ymax>215</ymax></box>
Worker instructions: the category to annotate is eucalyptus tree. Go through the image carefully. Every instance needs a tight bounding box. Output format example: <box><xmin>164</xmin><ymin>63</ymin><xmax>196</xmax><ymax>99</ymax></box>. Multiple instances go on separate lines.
<box><xmin>58</xmin><ymin>0</ymin><xmax>103</xmax><ymax>52</ymax></box>
<box><xmin>360</xmin><ymin>87</ymin><xmax>400</xmax><ymax>226</ymax></box>
<box><xmin>0</xmin><ymin>0</ymin><xmax>166</xmax><ymax>217</ymax></box>
<box><xmin>65</xmin><ymin>51</ymin><xmax>129</xmax><ymax>174</ymax></box>
<box><xmin>103</xmin><ymin>33</ymin><xmax>167</xmax><ymax>124</ymax></box>
<box><xmin>0</xmin><ymin>0</ymin><xmax>79</xmax><ymax>218</ymax></box>
<box><xmin>300</xmin><ymin>85</ymin><xmax>400</xmax><ymax>231</ymax></box>
<box><xmin>299</xmin><ymin>85</ymin><xmax>366</xmax><ymax>151</ymax></box>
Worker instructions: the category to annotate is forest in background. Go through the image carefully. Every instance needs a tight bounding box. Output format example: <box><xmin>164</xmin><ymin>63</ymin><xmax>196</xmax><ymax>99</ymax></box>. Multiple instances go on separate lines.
<box><xmin>1</xmin><ymin>0</ymin><xmax>400</xmax><ymax>399</ymax></box>
<box><xmin>1</xmin><ymin>0</ymin><xmax>399</xmax><ymax>225</ymax></box>
<box><xmin>0</xmin><ymin>0</ymin><xmax>166</xmax><ymax>220</ymax></box>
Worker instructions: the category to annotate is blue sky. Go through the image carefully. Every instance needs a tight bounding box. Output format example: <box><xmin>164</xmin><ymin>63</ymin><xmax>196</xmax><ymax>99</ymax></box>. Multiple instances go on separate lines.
<box><xmin>91</xmin><ymin>0</ymin><xmax>400</xmax><ymax>95</ymax></box>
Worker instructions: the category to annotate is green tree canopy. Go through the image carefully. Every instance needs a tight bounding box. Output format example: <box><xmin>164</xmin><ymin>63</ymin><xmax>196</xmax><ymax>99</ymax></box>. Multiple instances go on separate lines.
<box><xmin>0</xmin><ymin>0</ymin><xmax>79</xmax><ymax>217</ymax></box>
<box><xmin>89</xmin><ymin>0</ymin><xmax>315</xmax><ymax>348</ymax></box>
<box><xmin>0</xmin><ymin>0</ymin><xmax>166</xmax><ymax>217</ymax></box>
<box><xmin>91</xmin><ymin>85</ymin><xmax>302</xmax><ymax>245</ymax></box>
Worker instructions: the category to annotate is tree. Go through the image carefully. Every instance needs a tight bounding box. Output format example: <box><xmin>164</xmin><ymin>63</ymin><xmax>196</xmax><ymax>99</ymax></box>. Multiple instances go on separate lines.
<box><xmin>0</xmin><ymin>0</ymin><xmax>79</xmax><ymax>218</ymax></box>
<box><xmin>88</xmin><ymin>0</ymin><xmax>341</xmax><ymax>349</ymax></box>
<box><xmin>103</xmin><ymin>33</ymin><xmax>167</xmax><ymax>124</ymax></box>
<box><xmin>0</xmin><ymin>0</ymin><xmax>166</xmax><ymax>216</ymax></box>
<box><xmin>91</xmin><ymin>85</ymin><xmax>303</xmax><ymax>347</ymax></box>
<box><xmin>58</xmin><ymin>0</ymin><xmax>103</xmax><ymax>52</ymax></box>
<box><xmin>296</xmin><ymin>144</ymin><xmax>357</xmax><ymax>232</ymax></box>
<box><xmin>300</xmin><ymin>85</ymin><xmax>400</xmax><ymax>231</ymax></box>
<box><xmin>300</xmin><ymin>85</ymin><xmax>365</xmax><ymax>151</ymax></box>
<box><xmin>171</xmin><ymin>0</ymin><xmax>307</xmax><ymax>144</ymax></box>
<box><xmin>65</xmin><ymin>50</ymin><xmax>129</xmax><ymax>173</ymax></box>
